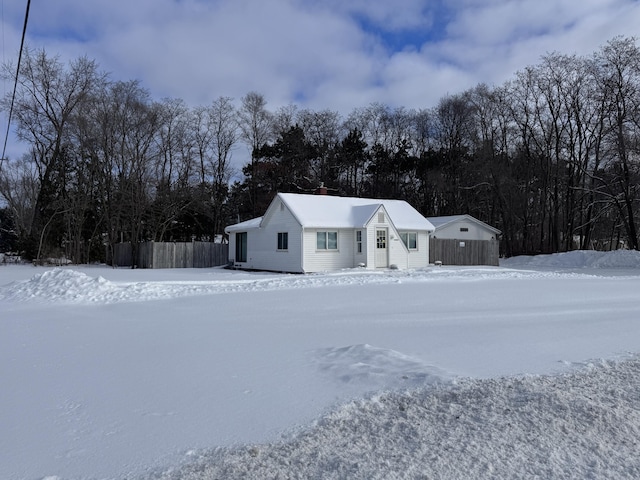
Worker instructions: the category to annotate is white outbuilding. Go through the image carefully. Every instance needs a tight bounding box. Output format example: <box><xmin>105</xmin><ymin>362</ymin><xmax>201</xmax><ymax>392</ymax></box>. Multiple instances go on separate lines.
<box><xmin>225</xmin><ymin>192</ymin><xmax>435</xmax><ymax>273</ymax></box>
<box><xmin>427</xmin><ymin>214</ymin><xmax>501</xmax><ymax>266</ymax></box>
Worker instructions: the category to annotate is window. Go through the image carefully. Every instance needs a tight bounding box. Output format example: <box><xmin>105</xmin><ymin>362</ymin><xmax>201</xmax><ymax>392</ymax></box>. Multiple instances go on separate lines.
<box><xmin>356</xmin><ymin>230</ymin><xmax>363</xmax><ymax>254</ymax></box>
<box><xmin>378</xmin><ymin>212</ymin><xmax>385</xmax><ymax>223</ymax></box>
<box><xmin>460</xmin><ymin>227</ymin><xmax>469</xmax><ymax>232</ymax></box>
<box><xmin>277</xmin><ymin>232</ymin><xmax>288</xmax><ymax>250</ymax></box>
<box><xmin>376</xmin><ymin>229</ymin><xmax>387</xmax><ymax>249</ymax></box>
<box><xmin>235</xmin><ymin>232</ymin><xmax>247</xmax><ymax>262</ymax></box>
<box><xmin>400</xmin><ymin>232</ymin><xmax>417</xmax><ymax>250</ymax></box>
<box><xmin>317</xmin><ymin>231</ymin><xmax>338</xmax><ymax>250</ymax></box>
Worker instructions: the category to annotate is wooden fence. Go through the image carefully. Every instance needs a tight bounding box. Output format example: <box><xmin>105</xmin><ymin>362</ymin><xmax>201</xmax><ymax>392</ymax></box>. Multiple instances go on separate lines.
<box><xmin>429</xmin><ymin>238</ymin><xmax>500</xmax><ymax>266</ymax></box>
<box><xmin>112</xmin><ymin>241</ymin><xmax>229</xmax><ymax>269</ymax></box>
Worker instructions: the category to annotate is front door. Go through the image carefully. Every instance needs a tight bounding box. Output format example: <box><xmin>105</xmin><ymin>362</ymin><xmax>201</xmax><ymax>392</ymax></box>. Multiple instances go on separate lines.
<box><xmin>375</xmin><ymin>228</ymin><xmax>388</xmax><ymax>267</ymax></box>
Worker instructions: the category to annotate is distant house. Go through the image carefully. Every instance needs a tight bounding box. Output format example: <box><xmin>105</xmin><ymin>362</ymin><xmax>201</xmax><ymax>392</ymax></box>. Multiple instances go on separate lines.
<box><xmin>427</xmin><ymin>214</ymin><xmax>501</xmax><ymax>266</ymax></box>
<box><xmin>225</xmin><ymin>193</ymin><xmax>435</xmax><ymax>273</ymax></box>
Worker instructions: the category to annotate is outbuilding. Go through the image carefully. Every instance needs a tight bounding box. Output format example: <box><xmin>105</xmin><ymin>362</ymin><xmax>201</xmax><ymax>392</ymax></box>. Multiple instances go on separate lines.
<box><xmin>225</xmin><ymin>193</ymin><xmax>435</xmax><ymax>273</ymax></box>
<box><xmin>427</xmin><ymin>214</ymin><xmax>501</xmax><ymax>266</ymax></box>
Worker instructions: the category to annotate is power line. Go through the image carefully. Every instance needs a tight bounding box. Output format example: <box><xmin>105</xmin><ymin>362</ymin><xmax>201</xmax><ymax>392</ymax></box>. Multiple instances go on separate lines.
<box><xmin>1</xmin><ymin>0</ymin><xmax>31</xmax><ymax>170</ymax></box>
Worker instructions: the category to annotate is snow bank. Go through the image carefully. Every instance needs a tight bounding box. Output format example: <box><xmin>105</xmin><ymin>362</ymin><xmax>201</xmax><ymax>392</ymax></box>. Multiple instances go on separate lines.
<box><xmin>0</xmin><ymin>265</ymin><xmax>582</xmax><ymax>305</ymax></box>
<box><xmin>7</xmin><ymin>249</ymin><xmax>638</xmax><ymax>306</ymax></box>
<box><xmin>149</xmin><ymin>357</ymin><xmax>640</xmax><ymax>480</ymax></box>
<box><xmin>502</xmin><ymin>249</ymin><xmax>640</xmax><ymax>269</ymax></box>
<box><xmin>0</xmin><ymin>268</ymin><xmax>113</xmax><ymax>303</ymax></box>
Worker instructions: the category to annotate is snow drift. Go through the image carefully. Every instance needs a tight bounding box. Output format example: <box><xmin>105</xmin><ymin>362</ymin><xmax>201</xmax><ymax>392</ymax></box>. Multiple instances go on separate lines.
<box><xmin>150</xmin><ymin>357</ymin><xmax>640</xmax><ymax>480</ymax></box>
<box><xmin>501</xmin><ymin>249</ymin><xmax>640</xmax><ymax>269</ymax></box>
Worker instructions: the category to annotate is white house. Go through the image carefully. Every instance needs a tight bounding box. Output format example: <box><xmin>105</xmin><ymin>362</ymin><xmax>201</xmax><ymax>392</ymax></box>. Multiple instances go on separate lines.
<box><xmin>427</xmin><ymin>214</ymin><xmax>501</xmax><ymax>266</ymax></box>
<box><xmin>225</xmin><ymin>193</ymin><xmax>435</xmax><ymax>273</ymax></box>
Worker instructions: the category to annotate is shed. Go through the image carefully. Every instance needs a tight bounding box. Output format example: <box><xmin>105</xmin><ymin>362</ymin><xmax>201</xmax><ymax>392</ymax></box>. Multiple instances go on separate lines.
<box><xmin>427</xmin><ymin>214</ymin><xmax>501</xmax><ymax>266</ymax></box>
<box><xmin>225</xmin><ymin>193</ymin><xmax>435</xmax><ymax>273</ymax></box>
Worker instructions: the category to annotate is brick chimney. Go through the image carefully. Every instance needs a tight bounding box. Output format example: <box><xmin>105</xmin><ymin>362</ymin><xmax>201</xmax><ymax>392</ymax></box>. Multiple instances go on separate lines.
<box><xmin>314</xmin><ymin>182</ymin><xmax>328</xmax><ymax>195</ymax></box>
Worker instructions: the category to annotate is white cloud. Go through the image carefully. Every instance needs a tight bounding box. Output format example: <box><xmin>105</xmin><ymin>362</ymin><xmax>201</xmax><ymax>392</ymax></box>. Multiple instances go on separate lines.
<box><xmin>2</xmin><ymin>0</ymin><xmax>640</xmax><ymax>121</ymax></box>
<box><xmin>415</xmin><ymin>0</ymin><xmax>640</xmax><ymax>95</ymax></box>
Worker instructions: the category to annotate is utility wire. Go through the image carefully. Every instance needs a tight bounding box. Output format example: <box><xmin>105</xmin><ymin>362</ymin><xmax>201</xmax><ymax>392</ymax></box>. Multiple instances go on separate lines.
<box><xmin>1</xmin><ymin>0</ymin><xmax>31</xmax><ymax>170</ymax></box>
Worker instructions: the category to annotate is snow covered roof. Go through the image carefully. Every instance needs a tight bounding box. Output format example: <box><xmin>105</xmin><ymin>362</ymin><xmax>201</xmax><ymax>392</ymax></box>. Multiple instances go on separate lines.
<box><xmin>224</xmin><ymin>193</ymin><xmax>434</xmax><ymax>232</ymax></box>
<box><xmin>427</xmin><ymin>214</ymin><xmax>501</xmax><ymax>234</ymax></box>
<box><xmin>277</xmin><ymin>193</ymin><xmax>434</xmax><ymax>231</ymax></box>
<box><xmin>225</xmin><ymin>216</ymin><xmax>262</xmax><ymax>233</ymax></box>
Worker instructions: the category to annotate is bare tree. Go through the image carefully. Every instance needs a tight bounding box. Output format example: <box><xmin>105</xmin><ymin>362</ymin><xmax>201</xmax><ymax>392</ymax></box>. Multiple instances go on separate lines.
<box><xmin>209</xmin><ymin>96</ymin><xmax>238</xmax><ymax>234</ymax></box>
<box><xmin>1</xmin><ymin>47</ymin><xmax>103</xmax><ymax>259</ymax></box>
<box><xmin>81</xmin><ymin>80</ymin><xmax>160</xmax><ymax>265</ymax></box>
<box><xmin>272</xmin><ymin>104</ymin><xmax>298</xmax><ymax>137</ymax></box>
<box><xmin>150</xmin><ymin>98</ymin><xmax>195</xmax><ymax>241</ymax></box>
<box><xmin>0</xmin><ymin>154</ymin><xmax>38</xmax><ymax>247</ymax></box>
<box><xmin>238</xmin><ymin>92</ymin><xmax>273</xmax><ymax>215</ymax></box>
<box><xmin>592</xmin><ymin>36</ymin><xmax>640</xmax><ymax>250</ymax></box>
<box><xmin>297</xmin><ymin>108</ymin><xmax>343</xmax><ymax>186</ymax></box>
<box><xmin>345</xmin><ymin>102</ymin><xmax>391</xmax><ymax>148</ymax></box>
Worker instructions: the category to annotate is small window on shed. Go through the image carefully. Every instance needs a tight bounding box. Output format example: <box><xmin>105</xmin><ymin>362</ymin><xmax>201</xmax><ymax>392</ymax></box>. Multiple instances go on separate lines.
<box><xmin>460</xmin><ymin>227</ymin><xmax>469</xmax><ymax>232</ymax></box>
<box><xmin>378</xmin><ymin>212</ymin><xmax>385</xmax><ymax>223</ymax></box>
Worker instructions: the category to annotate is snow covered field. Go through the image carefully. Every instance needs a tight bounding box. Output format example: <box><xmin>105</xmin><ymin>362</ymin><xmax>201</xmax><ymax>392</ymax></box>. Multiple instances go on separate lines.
<box><xmin>1</xmin><ymin>251</ymin><xmax>640</xmax><ymax>479</ymax></box>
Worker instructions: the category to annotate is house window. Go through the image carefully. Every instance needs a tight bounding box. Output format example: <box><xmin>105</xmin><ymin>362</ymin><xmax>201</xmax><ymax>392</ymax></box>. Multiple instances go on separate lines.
<box><xmin>235</xmin><ymin>232</ymin><xmax>247</xmax><ymax>262</ymax></box>
<box><xmin>460</xmin><ymin>227</ymin><xmax>469</xmax><ymax>232</ymax></box>
<box><xmin>277</xmin><ymin>232</ymin><xmax>288</xmax><ymax>250</ymax></box>
<box><xmin>317</xmin><ymin>231</ymin><xmax>338</xmax><ymax>250</ymax></box>
<box><xmin>356</xmin><ymin>230</ymin><xmax>363</xmax><ymax>254</ymax></box>
<box><xmin>400</xmin><ymin>232</ymin><xmax>417</xmax><ymax>250</ymax></box>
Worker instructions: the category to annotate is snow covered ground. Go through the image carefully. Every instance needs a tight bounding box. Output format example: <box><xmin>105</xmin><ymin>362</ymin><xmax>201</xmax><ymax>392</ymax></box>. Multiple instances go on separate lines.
<box><xmin>1</xmin><ymin>251</ymin><xmax>640</xmax><ymax>479</ymax></box>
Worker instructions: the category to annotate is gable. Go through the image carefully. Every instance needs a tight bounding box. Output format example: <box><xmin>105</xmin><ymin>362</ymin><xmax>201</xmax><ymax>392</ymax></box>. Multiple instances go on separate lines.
<box><xmin>428</xmin><ymin>214</ymin><xmax>500</xmax><ymax>235</ymax></box>
<box><xmin>260</xmin><ymin>196</ymin><xmax>303</xmax><ymax>229</ymax></box>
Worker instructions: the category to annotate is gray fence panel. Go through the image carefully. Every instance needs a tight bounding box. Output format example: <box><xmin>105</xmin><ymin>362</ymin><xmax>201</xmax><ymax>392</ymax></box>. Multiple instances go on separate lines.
<box><xmin>429</xmin><ymin>238</ymin><xmax>499</xmax><ymax>266</ymax></box>
<box><xmin>112</xmin><ymin>242</ymin><xmax>133</xmax><ymax>267</ymax></box>
<box><xmin>138</xmin><ymin>242</ymin><xmax>153</xmax><ymax>268</ymax></box>
<box><xmin>112</xmin><ymin>242</ymin><xmax>228</xmax><ymax>269</ymax></box>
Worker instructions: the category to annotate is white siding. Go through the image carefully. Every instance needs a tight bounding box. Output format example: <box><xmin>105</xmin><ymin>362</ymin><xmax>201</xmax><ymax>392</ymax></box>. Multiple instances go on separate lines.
<box><xmin>364</xmin><ymin>225</ymin><xmax>375</xmax><ymax>268</ymax></box>
<box><xmin>232</xmin><ymin>199</ymin><xmax>304</xmax><ymax>273</ymax></box>
<box><xmin>388</xmin><ymin>232</ymin><xmax>409</xmax><ymax>269</ymax></box>
<box><xmin>434</xmin><ymin>219</ymin><xmax>497</xmax><ymax>241</ymax></box>
<box><xmin>227</xmin><ymin>234</ymin><xmax>236</xmax><ymax>264</ymax></box>
<box><xmin>302</xmin><ymin>229</ymin><xmax>356</xmax><ymax>273</ymax></box>
<box><xmin>399</xmin><ymin>230</ymin><xmax>430</xmax><ymax>269</ymax></box>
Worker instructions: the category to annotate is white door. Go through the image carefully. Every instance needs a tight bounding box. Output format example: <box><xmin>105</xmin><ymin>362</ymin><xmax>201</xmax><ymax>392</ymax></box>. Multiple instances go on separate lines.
<box><xmin>375</xmin><ymin>228</ymin><xmax>388</xmax><ymax>267</ymax></box>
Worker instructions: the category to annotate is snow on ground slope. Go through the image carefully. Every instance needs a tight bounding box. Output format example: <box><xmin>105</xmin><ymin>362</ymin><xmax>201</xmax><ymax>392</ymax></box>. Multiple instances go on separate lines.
<box><xmin>501</xmin><ymin>248</ymin><xmax>640</xmax><ymax>269</ymax></box>
<box><xmin>150</xmin><ymin>357</ymin><xmax>640</xmax><ymax>480</ymax></box>
<box><xmin>0</xmin><ymin>263</ymin><xmax>591</xmax><ymax>305</ymax></box>
<box><xmin>1</xmin><ymin>251</ymin><xmax>640</xmax><ymax>479</ymax></box>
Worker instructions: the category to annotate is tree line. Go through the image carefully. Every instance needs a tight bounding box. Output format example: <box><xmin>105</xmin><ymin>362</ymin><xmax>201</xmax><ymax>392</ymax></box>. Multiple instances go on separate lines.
<box><xmin>1</xmin><ymin>36</ymin><xmax>639</xmax><ymax>263</ymax></box>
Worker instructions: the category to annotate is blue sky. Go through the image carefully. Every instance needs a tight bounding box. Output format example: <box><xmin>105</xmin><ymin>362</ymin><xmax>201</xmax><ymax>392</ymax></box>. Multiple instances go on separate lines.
<box><xmin>1</xmin><ymin>0</ymin><xmax>639</xmax><ymax>160</ymax></box>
